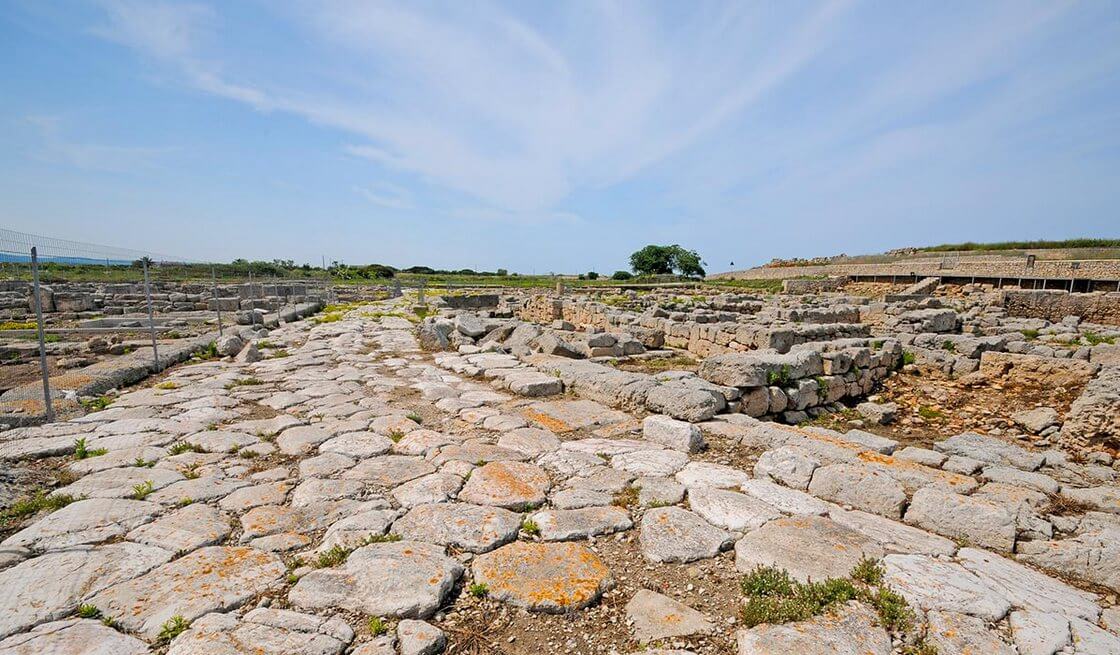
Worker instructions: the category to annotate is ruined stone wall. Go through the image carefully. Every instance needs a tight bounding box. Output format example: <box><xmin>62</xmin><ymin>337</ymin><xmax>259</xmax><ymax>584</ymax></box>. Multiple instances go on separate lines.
<box><xmin>518</xmin><ymin>295</ymin><xmax>870</xmax><ymax>356</ymax></box>
<box><xmin>719</xmin><ymin>257</ymin><xmax>1120</xmax><ymax>282</ymax></box>
<box><xmin>1002</xmin><ymin>290</ymin><xmax>1120</xmax><ymax>326</ymax></box>
<box><xmin>0</xmin><ymin>280</ymin><xmax>328</xmax><ymax>318</ymax></box>
<box><xmin>781</xmin><ymin>276</ymin><xmax>850</xmax><ymax>294</ymax></box>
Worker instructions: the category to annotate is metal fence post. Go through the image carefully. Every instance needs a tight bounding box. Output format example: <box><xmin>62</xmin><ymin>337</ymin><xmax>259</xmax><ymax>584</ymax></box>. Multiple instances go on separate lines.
<box><xmin>30</xmin><ymin>247</ymin><xmax>54</xmax><ymax>422</ymax></box>
<box><xmin>142</xmin><ymin>259</ymin><xmax>160</xmax><ymax>369</ymax></box>
<box><xmin>212</xmin><ymin>266</ymin><xmax>223</xmax><ymax>336</ymax></box>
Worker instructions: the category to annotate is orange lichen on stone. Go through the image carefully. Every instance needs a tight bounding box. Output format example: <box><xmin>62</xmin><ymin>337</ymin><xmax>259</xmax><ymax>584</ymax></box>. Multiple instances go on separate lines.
<box><xmin>521</xmin><ymin>409</ymin><xmax>571</xmax><ymax>433</ymax></box>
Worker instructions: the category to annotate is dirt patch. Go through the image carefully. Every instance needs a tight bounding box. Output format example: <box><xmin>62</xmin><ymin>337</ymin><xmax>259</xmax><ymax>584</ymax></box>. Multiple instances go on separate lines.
<box><xmin>437</xmin><ymin>535</ymin><xmax>742</xmax><ymax>655</ymax></box>
<box><xmin>807</xmin><ymin>365</ymin><xmax>1086</xmax><ymax>450</ymax></box>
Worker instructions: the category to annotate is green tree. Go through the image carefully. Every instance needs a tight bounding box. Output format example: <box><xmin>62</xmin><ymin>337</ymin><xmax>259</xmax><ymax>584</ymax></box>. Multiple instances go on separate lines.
<box><xmin>586</xmin><ymin>271</ymin><xmax>599</xmax><ymax>280</ymax></box>
<box><xmin>628</xmin><ymin>245</ymin><xmax>705</xmax><ymax>277</ymax></box>
<box><xmin>611</xmin><ymin>270</ymin><xmax>633</xmax><ymax>280</ymax></box>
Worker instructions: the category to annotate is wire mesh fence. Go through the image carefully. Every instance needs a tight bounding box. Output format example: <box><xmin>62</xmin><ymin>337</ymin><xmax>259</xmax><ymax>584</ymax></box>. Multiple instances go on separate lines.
<box><xmin>0</xmin><ymin>227</ymin><xmax>338</xmax><ymax>425</ymax></box>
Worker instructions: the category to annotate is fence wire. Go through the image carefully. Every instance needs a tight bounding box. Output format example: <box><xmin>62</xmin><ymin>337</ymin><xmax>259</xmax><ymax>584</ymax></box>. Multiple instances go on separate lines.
<box><xmin>0</xmin><ymin>227</ymin><xmax>193</xmax><ymax>266</ymax></box>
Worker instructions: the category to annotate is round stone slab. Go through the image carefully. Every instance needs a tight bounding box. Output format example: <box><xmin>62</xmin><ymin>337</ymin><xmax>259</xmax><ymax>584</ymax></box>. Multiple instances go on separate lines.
<box><xmin>472</xmin><ymin>541</ymin><xmax>612</xmax><ymax>612</ymax></box>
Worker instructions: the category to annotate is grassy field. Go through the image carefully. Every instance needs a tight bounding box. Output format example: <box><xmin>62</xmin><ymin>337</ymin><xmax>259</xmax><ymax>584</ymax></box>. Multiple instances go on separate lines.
<box><xmin>917</xmin><ymin>238</ymin><xmax>1120</xmax><ymax>252</ymax></box>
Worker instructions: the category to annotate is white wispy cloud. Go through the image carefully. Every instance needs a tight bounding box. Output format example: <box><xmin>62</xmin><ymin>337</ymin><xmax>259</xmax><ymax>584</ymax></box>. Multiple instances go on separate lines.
<box><xmin>353</xmin><ymin>183</ymin><xmax>413</xmax><ymax>210</ymax></box>
<box><xmin>26</xmin><ymin>115</ymin><xmax>170</xmax><ymax>172</ymax></box>
<box><xmin>81</xmin><ymin>0</ymin><xmax>1116</xmax><ymax>243</ymax></box>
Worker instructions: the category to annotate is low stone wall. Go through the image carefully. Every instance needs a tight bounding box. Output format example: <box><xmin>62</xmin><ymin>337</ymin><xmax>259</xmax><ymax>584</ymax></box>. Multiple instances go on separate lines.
<box><xmin>698</xmin><ymin>340</ymin><xmax>903</xmax><ymax>422</ymax></box>
<box><xmin>0</xmin><ymin>281</ymin><xmax>329</xmax><ymax>319</ymax></box>
<box><xmin>781</xmin><ymin>276</ymin><xmax>849</xmax><ymax>294</ymax></box>
<box><xmin>1002</xmin><ymin>290</ymin><xmax>1120</xmax><ymax>326</ymax></box>
<box><xmin>518</xmin><ymin>295</ymin><xmax>870</xmax><ymax>356</ymax></box>
<box><xmin>718</xmin><ymin>257</ymin><xmax>1120</xmax><ymax>282</ymax></box>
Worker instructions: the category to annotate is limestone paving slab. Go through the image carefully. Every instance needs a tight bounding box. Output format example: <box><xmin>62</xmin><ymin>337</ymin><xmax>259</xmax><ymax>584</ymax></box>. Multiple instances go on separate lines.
<box><xmin>734</xmin><ymin>516</ymin><xmax>884</xmax><ymax>582</ymax></box>
<box><xmin>390</xmin><ymin>502</ymin><xmax>520</xmax><ymax>553</ymax></box>
<box><xmin>639</xmin><ymin>507</ymin><xmax>733</xmax><ymax>563</ymax></box>
<box><xmin>471</xmin><ymin>541</ymin><xmax>612</xmax><ymax>612</ymax></box>
<box><xmin>0</xmin><ymin>543</ymin><xmax>172</xmax><ymax>639</ymax></box>
<box><xmin>289</xmin><ymin>540</ymin><xmax>462</xmax><ymax>619</ymax></box>
<box><xmin>529</xmin><ymin>506</ymin><xmax>633</xmax><ymax>541</ymax></box>
<box><xmin>1</xmin><ymin>498</ymin><xmax>161</xmax><ymax>552</ymax></box>
<box><xmin>0</xmin><ymin>618</ymin><xmax>149</xmax><ymax>655</ymax></box>
<box><xmin>87</xmin><ymin>545</ymin><xmax>286</xmax><ymax>639</ymax></box>
<box><xmin>165</xmin><ymin>608</ymin><xmax>354</xmax><ymax>655</ymax></box>
<box><xmin>625</xmin><ymin>589</ymin><xmax>713</xmax><ymax>644</ymax></box>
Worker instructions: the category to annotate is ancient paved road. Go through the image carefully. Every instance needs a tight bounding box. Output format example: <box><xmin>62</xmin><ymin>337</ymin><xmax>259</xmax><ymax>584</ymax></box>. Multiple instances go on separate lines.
<box><xmin>0</xmin><ymin>303</ymin><xmax>1118</xmax><ymax>654</ymax></box>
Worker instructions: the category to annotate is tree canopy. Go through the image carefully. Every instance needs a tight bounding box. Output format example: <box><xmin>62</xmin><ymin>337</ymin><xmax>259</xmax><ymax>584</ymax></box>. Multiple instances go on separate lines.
<box><xmin>629</xmin><ymin>244</ymin><xmax>705</xmax><ymax>277</ymax></box>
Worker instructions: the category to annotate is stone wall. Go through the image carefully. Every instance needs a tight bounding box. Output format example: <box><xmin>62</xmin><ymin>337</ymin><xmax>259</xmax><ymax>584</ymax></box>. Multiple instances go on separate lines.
<box><xmin>1002</xmin><ymin>290</ymin><xmax>1120</xmax><ymax>326</ymax></box>
<box><xmin>718</xmin><ymin>257</ymin><xmax>1120</xmax><ymax>282</ymax></box>
<box><xmin>781</xmin><ymin>276</ymin><xmax>849</xmax><ymax>294</ymax></box>
<box><xmin>517</xmin><ymin>295</ymin><xmax>870</xmax><ymax>356</ymax></box>
<box><xmin>0</xmin><ymin>281</ymin><xmax>328</xmax><ymax>319</ymax></box>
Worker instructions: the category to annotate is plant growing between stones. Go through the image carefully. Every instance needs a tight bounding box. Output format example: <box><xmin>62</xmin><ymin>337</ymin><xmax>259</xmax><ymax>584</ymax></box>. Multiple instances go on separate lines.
<box><xmin>76</xmin><ymin>604</ymin><xmax>101</xmax><ymax>619</ymax></box>
<box><xmin>520</xmin><ymin>518</ymin><xmax>541</xmax><ymax>536</ymax></box>
<box><xmin>158</xmin><ymin>615</ymin><xmax>190</xmax><ymax>644</ymax></box>
<box><xmin>941</xmin><ymin>340</ymin><xmax>955</xmax><ymax>352</ymax></box>
<box><xmin>739</xmin><ymin>561</ymin><xmax>917</xmax><ymax>637</ymax></box>
<box><xmin>388</xmin><ymin>430</ymin><xmax>405</xmax><ymax>443</ymax></box>
<box><xmin>168</xmin><ymin>441</ymin><xmax>204</xmax><ymax>455</ymax></box>
<box><xmin>155</xmin><ymin>381</ymin><xmax>178</xmax><ymax>390</ymax></box>
<box><xmin>468</xmin><ymin>582</ymin><xmax>490</xmax><ymax>598</ymax></box>
<box><xmin>901</xmin><ymin>351</ymin><xmax>917</xmax><ymax>366</ymax></box>
<box><xmin>612</xmin><ymin>486</ymin><xmax>639</xmax><ymax>508</ymax></box>
<box><xmin>368</xmin><ymin>616</ymin><xmax>387</xmax><ymax>636</ymax></box>
<box><xmin>80</xmin><ymin>396</ymin><xmax>115</xmax><ymax>412</ymax></box>
<box><xmin>73</xmin><ymin>437</ymin><xmax>107</xmax><ymax>460</ymax></box>
<box><xmin>1</xmin><ymin>491</ymin><xmax>80</xmax><ymax>523</ymax></box>
<box><xmin>406</xmin><ymin>412</ymin><xmax>423</xmax><ymax>424</ymax></box>
<box><xmin>133</xmin><ymin>457</ymin><xmax>155</xmax><ymax>468</ymax></box>
<box><xmin>131</xmin><ymin>480</ymin><xmax>154</xmax><ymax>500</ymax></box>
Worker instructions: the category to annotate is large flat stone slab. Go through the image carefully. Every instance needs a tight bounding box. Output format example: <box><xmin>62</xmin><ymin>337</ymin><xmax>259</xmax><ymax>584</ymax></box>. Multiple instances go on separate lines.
<box><xmin>529</xmin><ymin>506</ymin><xmax>633</xmax><ymax>541</ymax></box>
<box><xmin>0</xmin><ymin>618</ymin><xmax>149</xmax><ymax>655</ymax></box>
<box><xmin>957</xmin><ymin>547</ymin><xmax>1100</xmax><ymax>621</ymax></box>
<box><xmin>1</xmin><ymin>498</ymin><xmax>161</xmax><ymax>552</ymax></box>
<box><xmin>471</xmin><ymin>541</ymin><xmax>612</xmax><ymax>612</ymax></box>
<box><xmin>882</xmin><ymin>554</ymin><xmax>1011</xmax><ymax>621</ymax></box>
<box><xmin>457</xmin><ymin>461</ymin><xmax>551</xmax><ymax>510</ymax></box>
<box><xmin>390</xmin><ymin>503</ymin><xmax>520</xmax><ymax>553</ymax></box>
<box><xmin>688</xmin><ymin>487</ymin><xmax>781</xmax><ymax>532</ymax></box>
<box><xmin>625</xmin><ymin>589</ymin><xmax>713</xmax><ymax>643</ymax></box>
<box><xmin>904</xmin><ymin>486</ymin><xmax>1016</xmax><ymax>552</ymax></box>
<box><xmin>88</xmin><ymin>545</ymin><xmax>286</xmax><ymax>639</ymax></box>
<box><xmin>290</xmin><ymin>540</ymin><xmax>462</xmax><ymax>618</ymax></box>
<box><xmin>734</xmin><ymin>516</ymin><xmax>884</xmax><ymax>582</ymax></box>
<box><xmin>0</xmin><ymin>543</ymin><xmax>172</xmax><ymax>639</ymax></box>
<box><xmin>639</xmin><ymin>507</ymin><xmax>733</xmax><ymax>563</ymax></box>
<box><xmin>125</xmin><ymin>503</ymin><xmax>231</xmax><ymax>553</ymax></box>
<box><xmin>734</xmin><ymin>601</ymin><xmax>890</xmax><ymax>655</ymax></box>
<box><xmin>165</xmin><ymin>608</ymin><xmax>354</xmax><ymax>655</ymax></box>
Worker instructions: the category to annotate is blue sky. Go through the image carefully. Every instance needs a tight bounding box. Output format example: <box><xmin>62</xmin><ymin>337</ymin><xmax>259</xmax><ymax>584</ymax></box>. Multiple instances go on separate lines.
<box><xmin>1</xmin><ymin>1</ymin><xmax>1118</xmax><ymax>273</ymax></box>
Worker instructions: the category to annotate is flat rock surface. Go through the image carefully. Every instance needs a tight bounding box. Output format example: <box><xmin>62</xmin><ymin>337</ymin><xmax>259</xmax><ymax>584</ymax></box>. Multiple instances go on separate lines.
<box><xmin>88</xmin><ymin>546</ymin><xmax>286</xmax><ymax>639</ymax></box>
<box><xmin>0</xmin><ymin>543</ymin><xmax>172</xmax><ymax>639</ymax></box>
<box><xmin>734</xmin><ymin>601</ymin><xmax>891</xmax><ymax>655</ymax></box>
<box><xmin>165</xmin><ymin>608</ymin><xmax>354</xmax><ymax>655</ymax></box>
<box><xmin>625</xmin><ymin>589</ymin><xmax>713</xmax><ymax>643</ymax></box>
<box><xmin>390</xmin><ymin>502</ymin><xmax>520</xmax><ymax>553</ymax></box>
<box><xmin>0</xmin><ymin>618</ymin><xmax>150</xmax><ymax>655</ymax></box>
<box><xmin>734</xmin><ymin>516</ymin><xmax>884</xmax><ymax>582</ymax></box>
<box><xmin>290</xmin><ymin>540</ymin><xmax>463</xmax><ymax>618</ymax></box>
<box><xmin>640</xmin><ymin>507</ymin><xmax>733</xmax><ymax>563</ymax></box>
<box><xmin>471</xmin><ymin>541</ymin><xmax>612</xmax><ymax>612</ymax></box>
